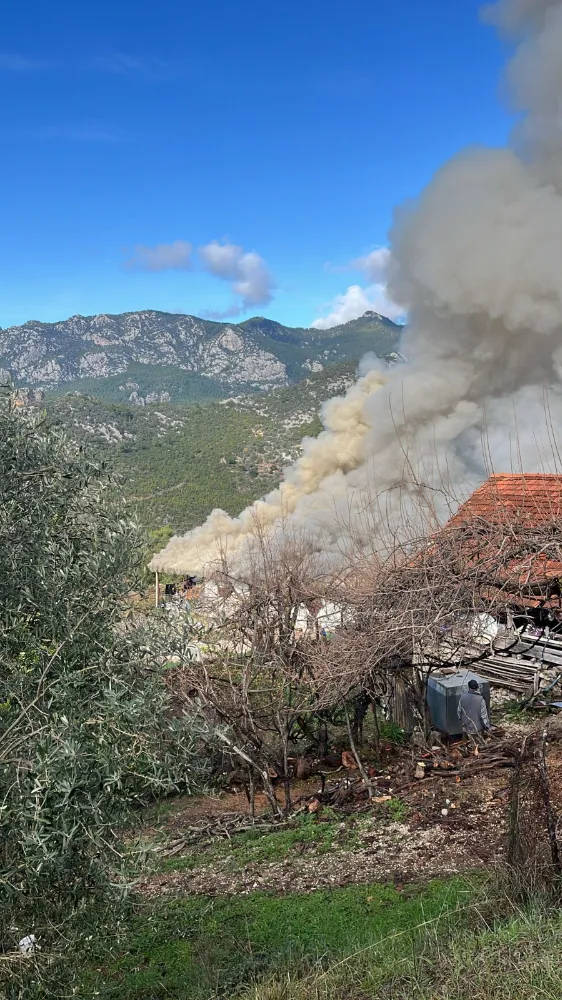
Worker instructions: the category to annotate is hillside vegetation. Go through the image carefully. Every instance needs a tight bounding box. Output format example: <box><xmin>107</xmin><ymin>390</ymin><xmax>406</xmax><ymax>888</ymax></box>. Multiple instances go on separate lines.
<box><xmin>48</xmin><ymin>363</ymin><xmax>230</xmax><ymax>406</ymax></box>
<box><xmin>45</xmin><ymin>360</ymin><xmax>364</xmax><ymax>534</ymax></box>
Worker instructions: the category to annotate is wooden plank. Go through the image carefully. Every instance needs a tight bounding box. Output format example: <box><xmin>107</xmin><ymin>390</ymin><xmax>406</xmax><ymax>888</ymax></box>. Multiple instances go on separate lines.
<box><xmin>522</xmin><ymin>632</ymin><xmax>562</xmax><ymax>650</ymax></box>
<box><xmin>518</xmin><ymin>645</ymin><xmax>562</xmax><ymax>667</ymax></box>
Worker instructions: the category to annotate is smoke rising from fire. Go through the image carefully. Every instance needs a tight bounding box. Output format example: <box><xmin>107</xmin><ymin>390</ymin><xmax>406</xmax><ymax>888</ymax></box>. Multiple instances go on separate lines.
<box><xmin>152</xmin><ymin>0</ymin><xmax>562</xmax><ymax>576</ymax></box>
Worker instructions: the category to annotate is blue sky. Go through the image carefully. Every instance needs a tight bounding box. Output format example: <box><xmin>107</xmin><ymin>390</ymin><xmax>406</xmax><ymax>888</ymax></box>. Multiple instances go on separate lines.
<box><xmin>0</xmin><ymin>0</ymin><xmax>513</xmax><ymax>330</ymax></box>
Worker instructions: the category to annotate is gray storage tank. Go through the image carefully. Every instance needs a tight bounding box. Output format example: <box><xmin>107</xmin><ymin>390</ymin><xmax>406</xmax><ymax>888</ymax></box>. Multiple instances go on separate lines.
<box><xmin>426</xmin><ymin>670</ymin><xmax>491</xmax><ymax>736</ymax></box>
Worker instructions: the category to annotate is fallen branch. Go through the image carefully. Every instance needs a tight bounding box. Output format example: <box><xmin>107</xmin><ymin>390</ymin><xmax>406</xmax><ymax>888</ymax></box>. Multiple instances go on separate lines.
<box><xmin>154</xmin><ymin>811</ymin><xmax>293</xmax><ymax>854</ymax></box>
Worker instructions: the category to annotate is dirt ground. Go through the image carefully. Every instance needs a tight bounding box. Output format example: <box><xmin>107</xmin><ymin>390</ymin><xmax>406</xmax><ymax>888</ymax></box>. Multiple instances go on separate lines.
<box><xmin>135</xmin><ymin>721</ymin><xmax>556</xmax><ymax>898</ymax></box>
<box><xmin>138</xmin><ymin>786</ymin><xmax>507</xmax><ymax>898</ymax></box>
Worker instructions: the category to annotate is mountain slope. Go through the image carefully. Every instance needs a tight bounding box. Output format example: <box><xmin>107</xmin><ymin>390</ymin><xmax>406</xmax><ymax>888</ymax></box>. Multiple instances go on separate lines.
<box><xmin>45</xmin><ymin>357</ymin><xmax>386</xmax><ymax>534</ymax></box>
<box><xmin>0</xmin><ymin>309</ymin><xmax>401</xmax><ymax>401</ymax></box>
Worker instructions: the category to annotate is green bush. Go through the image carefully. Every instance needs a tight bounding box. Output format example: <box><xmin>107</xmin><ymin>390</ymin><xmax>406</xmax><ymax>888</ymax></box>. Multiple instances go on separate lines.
<box><xmin>378</xmin><ymin>719</ymin><xmax>406</xmax><ymax>745</ymax></box>
<box><xmin>0</xmin><ymin>392</ymin><xmax>210</xmax><ymax>954</ymax></box>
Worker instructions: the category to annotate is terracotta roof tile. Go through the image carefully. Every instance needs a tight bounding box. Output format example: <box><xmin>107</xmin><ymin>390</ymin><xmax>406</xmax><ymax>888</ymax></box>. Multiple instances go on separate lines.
<box><xmin>440</xmin><ymin>475</ymin><xmax>562</xmax><ymax>611</ymax></box>
<box><xmin>450</xmin><ymin>473</ymin><xmax>562</xmax><ymax>527</ymax></box>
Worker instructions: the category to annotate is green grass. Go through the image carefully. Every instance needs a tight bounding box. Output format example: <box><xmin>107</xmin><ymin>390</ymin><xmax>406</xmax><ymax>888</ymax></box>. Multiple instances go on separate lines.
<box><xmin>377</xmin><ymin>719</ymin><xmax>406</xmax><ymax>745</ymax></box>
<box><xmin>85</xmin><ymin>876</ymin><xmax>480</xmax><ymax>999</ymax></box>
<box><xmin>139</xmin><ymin>802</ymin><xmax>412</xmax><ymax>880</ymax></box>
<box><xmin>240</xmin><ymin>903</ymin><xmax>562</xmax><ymax>1000</ymax></box>
<box><xmin>11</xmin><ymin>879</ymin><xmax>562</xmax><ymax>1000</ymax></box>
<box><xmin>157</xmin><ymin>814</ymin><xmax>361</xmax><ymax>874</ymax></box>
<box><xmin>386</xmin><ymin>797</ymin><xmax>408</xmax><ymax>823</ymax></box>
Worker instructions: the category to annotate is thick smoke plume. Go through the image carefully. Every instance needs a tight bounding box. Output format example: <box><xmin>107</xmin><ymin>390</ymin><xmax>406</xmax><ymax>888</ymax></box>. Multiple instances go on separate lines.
<box><xmin>152</xmin><ymin>0</ymin><xmax>562</xmax><ymax>576</ymax></box>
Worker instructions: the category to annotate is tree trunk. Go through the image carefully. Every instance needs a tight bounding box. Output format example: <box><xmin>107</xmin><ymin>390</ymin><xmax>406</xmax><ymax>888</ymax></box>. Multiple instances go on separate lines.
<box><xmin>387</xmin><ymin>666</ymin><xmax>418</xmax><ymax>733</ymax></box>
<box><xmin>317</xmin><ymin>717</ymin><xmax>328</xmax><ymax>757</ymax></box>
<box><xmin>352</xmin><ymin>693</ymin><xmax>370</xmax><ymax>744</ymax></box>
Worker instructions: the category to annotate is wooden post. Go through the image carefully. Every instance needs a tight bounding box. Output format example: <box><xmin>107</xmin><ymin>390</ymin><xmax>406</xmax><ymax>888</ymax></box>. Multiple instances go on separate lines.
<box><xmin>155</xmin><ymin>570</ymin><xmax>160</xmax><ymax>608</ymax></box>
<box><xmin>537</xmin><ymin>729</ymin><xmax>562</xmax><ymax>879</ymax></box>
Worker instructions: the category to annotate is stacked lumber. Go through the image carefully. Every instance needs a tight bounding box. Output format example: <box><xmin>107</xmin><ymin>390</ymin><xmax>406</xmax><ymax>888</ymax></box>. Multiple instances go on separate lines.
<box><xmin>517</xmin><ymin>629</ymin><xmax>562</xmax><ymax>667</ymax></box>
<box><xmin>458</xmin><ymin>630</ymin><xmax>562</xmax><ymax>693</ymax></box>
<box><xmin>474</xmin><ymin>655</ymin><xmax>546</xmax><ymax>693</ymax></box>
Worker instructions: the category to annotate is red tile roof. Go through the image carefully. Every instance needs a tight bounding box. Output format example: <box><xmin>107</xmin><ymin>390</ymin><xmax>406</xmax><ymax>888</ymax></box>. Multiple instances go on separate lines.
<box><xmin>445</xmin><ymin>475</ymin><xmax>562</xmax><ymax>612</ymax></box>
<box><xmin>450</xmin><ymin>473</ymin><xmax>562</xmax><ymax>527</ymax></box>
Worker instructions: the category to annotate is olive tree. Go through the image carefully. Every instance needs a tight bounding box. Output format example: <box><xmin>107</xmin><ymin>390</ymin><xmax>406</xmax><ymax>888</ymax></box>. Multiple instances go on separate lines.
<box><xmin>0</xmin><ymin>392</ymin><xmax>209</xmax><ymax>947</ymax></box>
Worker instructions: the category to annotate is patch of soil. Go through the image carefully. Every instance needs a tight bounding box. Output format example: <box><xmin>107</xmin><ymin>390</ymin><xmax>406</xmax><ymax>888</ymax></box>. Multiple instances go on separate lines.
<box><xmin>137</xmin><ymin>769</ymin><xmax>510</xmax><ymax>898</ymax></box>
<box><xmin>136</xmin><ymin>721</ymin><xmax>562</xmax><ymax>899</ymax></box>
<box><xmin>141</xmin><ymin>779</ymin><xmax>319</xmax><ymax>839</ymax></box>
<box><xmin>138</xmin><ymin>815</ymin><xmax>505</xmax><ymax>899</ymax></box>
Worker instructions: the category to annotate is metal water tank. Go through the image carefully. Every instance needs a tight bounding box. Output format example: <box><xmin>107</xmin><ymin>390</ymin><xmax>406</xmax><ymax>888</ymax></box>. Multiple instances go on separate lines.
<box><xmin>426</xmin><ymin>670</ymin><xmax>491</xmax><ymax>736</ymax></box>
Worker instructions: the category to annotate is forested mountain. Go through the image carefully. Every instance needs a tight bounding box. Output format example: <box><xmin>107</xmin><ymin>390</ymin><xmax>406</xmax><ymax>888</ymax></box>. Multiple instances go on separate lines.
<box><xmin>45</xmin><ymin>357</ymin><xmax>386</xmax><ymax>534</ymax></box>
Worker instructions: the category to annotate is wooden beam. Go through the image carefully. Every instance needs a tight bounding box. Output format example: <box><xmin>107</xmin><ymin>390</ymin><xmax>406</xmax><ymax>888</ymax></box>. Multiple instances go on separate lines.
<box><xmin>155</xmin><ymin>570</ymin><xmax>160</xmax><ymax>608</ymax></box>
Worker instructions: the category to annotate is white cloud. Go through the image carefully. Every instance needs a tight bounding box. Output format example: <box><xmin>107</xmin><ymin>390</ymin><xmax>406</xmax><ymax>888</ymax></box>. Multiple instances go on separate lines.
<box><xmin>199</xmin><ymin>240</ymin><xmax>275</xmax><ymax>312</ymax></box>
<box><xmin>121</xmin><ymin>237</ymin><xmax>274</xmax><ymax>317</ymax></box>
<box><xmin>312</xmin><ymin>246</ymin><xmax>404</xmax><ymax>329</ymax></box>
<box><xmin>311</xmin><ymin>283</ymin><xmax>404</xmax><ymax>330</ymax></box>
<box><xmin>352</xmin><ymin>246</ymin><xmax>391</xmax><ymax>284</ymax></box>
<box><xmin>125</xmin><ymin>241</ymin><xmax>193</xmax><ymax>272</ymax></box>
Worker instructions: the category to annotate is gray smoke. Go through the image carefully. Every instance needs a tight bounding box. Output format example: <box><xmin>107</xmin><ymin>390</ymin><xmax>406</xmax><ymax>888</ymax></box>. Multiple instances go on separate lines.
<box><xmin>152</xmin><ymin>0</ymin><xmax>562</xmax><ymax>576</ymax></box>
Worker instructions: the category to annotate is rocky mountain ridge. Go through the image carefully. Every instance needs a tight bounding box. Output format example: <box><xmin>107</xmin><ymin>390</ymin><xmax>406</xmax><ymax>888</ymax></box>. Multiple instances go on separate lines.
<box><xmin>0</xmin><ymin>309</ymin><xmax>402</xmax><ymax>399</ymax></box>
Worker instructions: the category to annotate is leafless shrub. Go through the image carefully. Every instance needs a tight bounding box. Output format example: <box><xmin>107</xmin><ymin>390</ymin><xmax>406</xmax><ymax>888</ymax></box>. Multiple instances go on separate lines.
<box><xmin>172</xmin><ymin>466</ymin><xmax>562</xmax><ymax>796</ymax></box>
<box><xmin>313</xmin><ymin>474</ymin><xmax>562</xmax><ymax>731</ymax></box>
<box><xmin>507</xmin><ymin>730</ymin><xmax>562</xmax><ymax>899</ymax></box>
<box><xmin>172</xmin><ymin>527</ymin><xmax>341</xmax><ymax>814</ymax></box>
